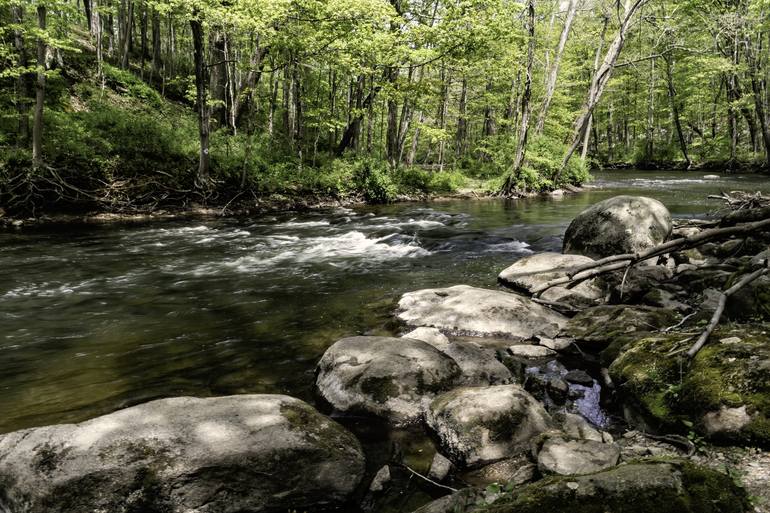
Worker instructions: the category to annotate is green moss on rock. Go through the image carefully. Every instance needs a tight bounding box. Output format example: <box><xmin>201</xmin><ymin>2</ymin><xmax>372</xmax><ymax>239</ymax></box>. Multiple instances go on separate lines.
<box><xmin>608</xmin><ymin>325</ymin><xmax>770</xmax><ymax>447</ymax></box>
<box><xmin>476</xmin><ymin>460</ymin><xmax>749</xmax><ymax>513</ymax></box>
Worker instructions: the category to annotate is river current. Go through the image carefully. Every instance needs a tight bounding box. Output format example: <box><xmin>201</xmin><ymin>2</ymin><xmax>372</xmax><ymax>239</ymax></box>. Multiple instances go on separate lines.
<box><xmin>1</xmin><ymin>170</ymin><xmax>768</xmax><ymax>434</ymax></box>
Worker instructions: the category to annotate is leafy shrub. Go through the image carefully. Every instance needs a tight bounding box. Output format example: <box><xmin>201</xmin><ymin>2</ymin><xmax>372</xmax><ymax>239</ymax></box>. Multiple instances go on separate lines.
<box><xmin>103</xmin><ymin>64</ymin><xmax>164</xmax><ymax>110</ymax></box>
<box><xmin>353</xmin><ymin>159</ymin><xmax>396</xmax><ymax>203</ymax></box>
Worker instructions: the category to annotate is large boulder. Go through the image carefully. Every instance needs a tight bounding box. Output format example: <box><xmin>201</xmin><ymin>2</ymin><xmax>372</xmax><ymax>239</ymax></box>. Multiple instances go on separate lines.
<box><xmin>426</xmin><ymin>385</ymin><xmax>553</xmax><ymax>467</ymax></box>
<box><xmin>398</xmin><ymin>285</ymin><xmax>567</xmax><ymax>340</ymax></box>
<box><xmin>416</xmin><ymin>460</ymin><xmax>750</xmax><ymax>513</ymax></box>
<box><xmin>316</xmin><ymin>336</ymin><xmax>461</xmax><ymax>424</ymax></box>
<box><xmin>609</xmin><ymin>328</ymin><xmax>770</xmax><ymax>447</ymax></box>
<box><xmin>0</xmin><ymin>395</ymin><xmax>365</xmax><ymax>513</ymax></box>
<box><xmin>498</xmin><ymin>253</ymin><xmax>603</xmax><ymax>308</ymax></box>
<box><xmin>563</xmin><ymin>196</ymin><xmax>672</xmax><ymax>259</ymax></box>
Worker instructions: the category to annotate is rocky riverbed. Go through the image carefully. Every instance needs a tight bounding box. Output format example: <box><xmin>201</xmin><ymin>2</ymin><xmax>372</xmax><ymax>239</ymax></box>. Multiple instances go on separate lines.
<box><xmin>1</xmin><ymin>193</ymin><xmax>769</xmax><ymax>513</ymax></box>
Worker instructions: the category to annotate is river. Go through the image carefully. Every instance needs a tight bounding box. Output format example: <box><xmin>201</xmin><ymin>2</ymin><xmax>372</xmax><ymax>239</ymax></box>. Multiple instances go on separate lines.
<box><xmin>1</xmin><ymin>170</ymin><xmax>768</xmax><ymax>434</ymax></box>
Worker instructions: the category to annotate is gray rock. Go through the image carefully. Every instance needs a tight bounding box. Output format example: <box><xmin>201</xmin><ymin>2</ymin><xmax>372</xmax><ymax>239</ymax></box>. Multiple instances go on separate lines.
<box><xmin>536</xmin><ymin>435</ymin><xmax>621</xmax><ymax>476</ymax></box>
<box><xmin>499</xmin><ymin>253</ymin><xmax>595</xmax><ymax>292</ymax></box>
<box><xmin>428</xmin><ymin>453</ymin><xmax>453</xmax><ymax>482</ymax></box>
<box><xmin>564</xmin><ymin>369</ymin><xmax>593</xmax><ymax>386</ymax></box>
<box><xmin>370</xmin><ymin>465</ymin><xmax>391</xmax><ymax>492</ymax></box>
<box><xmin>537</xmin><ymin>336</ymin><xmax>573</xmax><ymax>351</ymax></box>
<box><xmin>462</xmin><ymin>454</ymin><xmax>537</xmax><ymax>487</ymax></box>
<box><xmin>0</xmin><ymin>395</ymin><xmax>365</xmax><ymax>513</ymax></box>
<box><xmin>404</xmin><ymin>329</ymin><xmax>513</xmax><ymax>386</ymax></box>
<box><xmin>563</xmin><ymin>196</ymin><xmax>672</xmax><ymax>259</ymax></box>
<box><xmin>398</xmin><ymin>285</ymin><xmax>567</xmax><ymax>339</ymax></box>
<box><xmin>508</xmin><ymin>344</ymin><xmax>556</xmax><ymax>359</ymax></box>
<box><xmin>403</xmin><ymin>327</ymin><xmax>450</xmax><ymax>350</ymax></box>
<box><xmin>560</xmin><ymin>413</ymin><xmax>603</xmax><ymax>442</ymax></box>
<box><xmin>316</xmin><ymin>336</ymin><xmax>461</xmax><ymax>424</ymax></box>
<box><xmin>642</xmin><ymin>288</ymin><xmax>692</xmax><ymax>313</ymax></box>
<box><xmin>750</xmin><ymin>248</ymin><xmax>770</xmax><ymax>266</ymax></box>
<box><xmin>444</xmin><ymin>342</ymin><xmax>514</xmax><ymax>385</ymax></box>
<box><xmin>411</xmin><ymin>488</ymin><xmax>482</xmax><ymax>513</ymax></box>
<box><xmin>426</xmin><ymin>385</ymin><xmax>553</xmax><ymax>467</ymax></box>
<box><xmin>563</xmin><ymin>305</ymin><xmax>680</xmax><ymax>349</ymax></box>
<box><xmin>498</xmin><ymin>253</ymin><xmax>603</xmax><ymax>308</ymax></box>
<box><xmin>414</xmin><ymin>460</ymin><xmax>749</xmax><ymax>513</ymax></box>
<box><xmin>702</xmin><ymin>406</ymin><xmax>752</xmax><ymax>437</ymax></box>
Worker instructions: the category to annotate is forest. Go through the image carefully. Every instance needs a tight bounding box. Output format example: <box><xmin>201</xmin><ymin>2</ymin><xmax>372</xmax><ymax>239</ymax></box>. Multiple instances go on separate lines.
<box><xmin>4</xmin><ymin>1</ymin><xmax>770</xmax><ymax>512</ymax></box>
<box><xmin>1</xmin><ymin>0</ymin><xmax>769</xmax><ymax>216</ymax></box>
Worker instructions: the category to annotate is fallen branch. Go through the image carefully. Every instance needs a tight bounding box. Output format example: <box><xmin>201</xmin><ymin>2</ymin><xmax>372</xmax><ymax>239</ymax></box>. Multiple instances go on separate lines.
<box><xmin>532</xmin><ymin>215</ymin><xmax>770</xmax><ymax>297</ymax></box>
<box><xmin>399</xmin><ymin>464</ymin><xmax>459</xmax><ymax>493</ymax></box>
<box><xmin>686</xmin><ymin>266</ymin><xmax>768</xmax><ymax>359</ymax></box>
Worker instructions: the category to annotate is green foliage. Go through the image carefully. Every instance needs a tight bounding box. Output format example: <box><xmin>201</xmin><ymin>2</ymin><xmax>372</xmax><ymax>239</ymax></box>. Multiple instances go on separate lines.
<box><xmin>102</xmin><ymin>64</ymin><xmax>164</xmax><ymax>110</ymax></box>
<box><xmin>354</xmin><ymin>159</ymin><xmax>397</xmax><ymax>203</ymax></box>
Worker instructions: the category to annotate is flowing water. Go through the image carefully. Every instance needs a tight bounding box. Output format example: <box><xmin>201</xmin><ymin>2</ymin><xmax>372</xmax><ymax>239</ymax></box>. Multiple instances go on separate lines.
<box><xmin>1</xmin><ymin>170</ymin><xmax>769</xmax><ymax>434</ymax></box>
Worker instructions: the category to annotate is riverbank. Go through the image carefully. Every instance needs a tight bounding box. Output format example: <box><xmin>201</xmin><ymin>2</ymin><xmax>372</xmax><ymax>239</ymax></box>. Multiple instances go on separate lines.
<box><xmin>0</xmin><ymin>180</ymin><xmax>585</xmax><ymax>229</ymax></box>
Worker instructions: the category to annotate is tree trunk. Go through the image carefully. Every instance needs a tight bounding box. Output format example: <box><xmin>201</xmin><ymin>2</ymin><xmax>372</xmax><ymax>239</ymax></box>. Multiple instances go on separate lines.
<box><xmin>121</xmin><ymin>1</ymin><xmax>133</xmax><ymax>69</ymax></box>
<box><xmin>406</xmin><ymin>111</ymin><xmax>423</xmax><ymax>166</ymax></box>
<box><xmin>84</xmin><ymin>0</ymin><xmax>93</xmax><ymax>33</ymax></box>
<box><xmin>535</xmin><ymin>0</ymin><xmax>578</xmax><ymax>135</ymax></box>
<box><xmin>664</xmin><ymin>55</ymin><xmax>691</xmax><ymax>168</ymax></box>
<box><xmin>210</xmin><ymin>31</ymin><xmax>228</xmax><ymax>128</ymax></box>
<box><xmin>12</xmin><ymin>5</ymin><xmax>32</xmax><ymax>145</ymax></box>
<box><xmin>139</xmin><ymin>3</ymin><xmax>147</xmax><ymax>78</ymax></box>
<box><xmin>607</xmin><ymin>103</ymin><xmax>614</xmax><ymax>161</ymax></box>
<box><xmin>33</xmin><ymin>5</ymin><xmax>46</xmax><ymax>169</ymax></box>
<box><xmin>190</xmin><ymin>16</ymin><xmax>210</xmax><ymax>184</ymax></box>
<box><xmin>556</xmin><ymin>0</ymin><xmax>651</xmax><ymax>180</ymax></box>
<box><xmin>436</xmin><ymin>67</ymin><xmax>450</xmax><ymax>171</ymax></box>
<box><xmin>151</xmin><ymin>8</ymin><xmax>161</xmax><ymax>77</ymax></box>
<box><xmin>386</xmin><ymin>66</ymin><xmax>400</xmax><ymax>167</ymax></box>
<box><xmin>483</xmin><ymin>81</ymin><xmax>497</xmax><ymax>137</ymax></box>
<box><xmin>456</xmin><ymin>77</ymin><xmax>468</xmax><ymax>159</ymax></box>
<box><xmin>502</xmin><ymin>0</ymin><xmax>535</xmax><ymax>194</ymax></box>
<box><xmin>645</xmin><ymin>55</ymin><xmax>656</xmax><ymax>162</ymax></box>
<box><xmin>581</xmin><ymin>14</ymin><xmax>610</xmax><ymax>161</ymax></box>
<box><xmin>749</xmin><ymin>46</ymin><xmax>770</xmax><ymax>168</ymax></box>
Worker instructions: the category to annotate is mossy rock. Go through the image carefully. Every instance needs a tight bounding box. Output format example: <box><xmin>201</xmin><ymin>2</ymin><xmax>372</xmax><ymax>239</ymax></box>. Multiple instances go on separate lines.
<box><xmin>475</xmin><ymin>460</ymin><xmax>749</xmax><ymax>513</ymax></box>
<box><xmin>609</xmin><ymin>326</ymin><xmax>770</xmax><ymax>447</ymax></box>
<box><xmin>562</xmin><ymin>305</ymin><xmax>680</xmax><ymax>351</ymax></box>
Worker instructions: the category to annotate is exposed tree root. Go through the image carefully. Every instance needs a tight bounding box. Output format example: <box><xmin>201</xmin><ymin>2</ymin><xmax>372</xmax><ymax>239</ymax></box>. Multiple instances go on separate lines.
<box><xmin>686</xmin><ymin>266</ymin><xmax>769</xmax><ymax>359</ymax></box>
